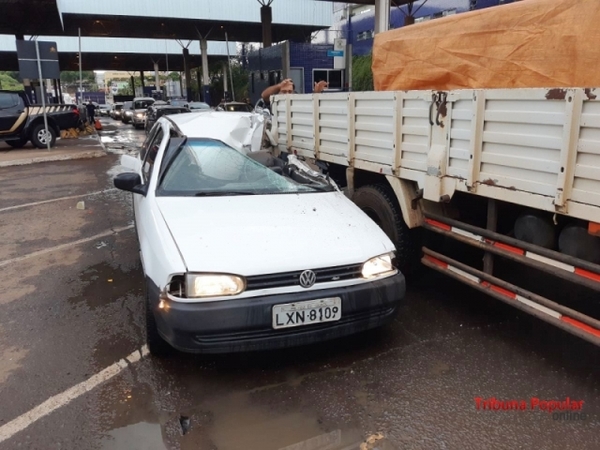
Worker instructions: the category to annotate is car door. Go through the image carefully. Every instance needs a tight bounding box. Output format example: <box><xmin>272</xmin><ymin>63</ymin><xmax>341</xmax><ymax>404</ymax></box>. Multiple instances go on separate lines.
<box><xmin>0</xmin><ymin>92</ymin><xmax>26</xmax><ymax>135</ymax></box>
<box><xmin>132</xmin><ymin>124</ymin><xmax>167</xmax><ymax>263</ymax></box>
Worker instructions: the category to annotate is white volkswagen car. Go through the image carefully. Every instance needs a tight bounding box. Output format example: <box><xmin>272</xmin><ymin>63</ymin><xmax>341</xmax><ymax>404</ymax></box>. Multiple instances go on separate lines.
<box><xmin>114</xmin><ymin>112</ymin><xmax>405</xmax><ymax>356</ymax></box>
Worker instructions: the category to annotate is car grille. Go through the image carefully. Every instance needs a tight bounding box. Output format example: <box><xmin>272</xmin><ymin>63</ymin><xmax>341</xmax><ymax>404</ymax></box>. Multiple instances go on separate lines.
<box><xmin>245</xmin><ymin>263</ymin><xmax>363</xmax><ymax>291</ymax></box>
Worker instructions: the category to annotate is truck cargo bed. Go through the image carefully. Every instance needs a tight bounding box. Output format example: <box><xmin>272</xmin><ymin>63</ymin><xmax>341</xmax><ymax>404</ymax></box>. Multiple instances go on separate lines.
<box><xmin>272</xmin><ymin>88</ymin><xmax>600</xmax><ymax>223</ymax></box>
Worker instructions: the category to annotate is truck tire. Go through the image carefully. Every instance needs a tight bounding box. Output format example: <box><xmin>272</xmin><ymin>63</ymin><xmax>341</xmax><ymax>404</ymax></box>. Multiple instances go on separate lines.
<box><xmin>145</xmin><ymin>279</ymin><xmax>172</xmax><ymax>358</ymax></box>
<box><xmin>353</xmin><ymin>184</ymin><xmax>422</xmax><ymax>277</ymax></box>
<box><xmin>6</xmin><ymin>137</ymin><xmax>27</xmax><ymax>149</ymax></box>
<box><xmin>30</xmin><ymin>123</ymin><xmax>57</xmax><ymax>148</ymax></box>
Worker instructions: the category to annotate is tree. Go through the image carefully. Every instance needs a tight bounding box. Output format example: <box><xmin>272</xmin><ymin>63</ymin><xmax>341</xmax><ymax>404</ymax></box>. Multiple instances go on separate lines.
<box><xmin>0</xmin><ymin>72</ymin><xmax>22</xmax><ymax>90</ymax></box>
<box><xmin>352</xmin><ymin>54</ymin><xmax>374</xmax><ymax>91</ymax></box>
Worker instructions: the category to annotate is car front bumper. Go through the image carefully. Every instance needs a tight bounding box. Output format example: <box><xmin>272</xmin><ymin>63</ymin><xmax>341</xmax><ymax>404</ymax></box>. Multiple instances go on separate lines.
<box><xmin>148</xmin><ymin>273</ymin><xmax>405</xmax><ymax>354</ymax></box>
<box><xmin>132</xmin><ymin>116</ymin><xmax>145</xmax><ymax>125</ymax></box>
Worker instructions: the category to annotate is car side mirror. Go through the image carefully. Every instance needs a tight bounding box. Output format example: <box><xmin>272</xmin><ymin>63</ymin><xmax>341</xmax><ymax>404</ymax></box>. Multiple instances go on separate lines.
<box><xmin>114</xmin><ymin>172</ymin><xmax>147</xmax><ymax>195</ymax></box>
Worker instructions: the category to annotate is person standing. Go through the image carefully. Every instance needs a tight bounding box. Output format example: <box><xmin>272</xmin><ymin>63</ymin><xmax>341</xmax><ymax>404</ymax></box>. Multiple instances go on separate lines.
<box><xmin>261</xmin><ymin>79</ymin><xmax>328</xmax><ymax>109</ymax></box>
<box><xmin>86</xmin><ymin>101</ymin><xmax>96</xmax><ymax>125</ymax></box>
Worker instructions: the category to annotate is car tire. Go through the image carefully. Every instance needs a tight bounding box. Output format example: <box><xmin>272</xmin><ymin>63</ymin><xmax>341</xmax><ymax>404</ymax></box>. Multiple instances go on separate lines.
<box><xmin>145</xmin><ymin>278</ymin><xmax>173</xmax><ymax>357</ymax></box>
<box><xmin>6</xmin><ymin>137</ymin><xmax>27</xmax><ymax>149</ymax></box>
<box><xmin>352</xmin><ymin>184</ymin><xmax>422</xmax><ymax>278</ymax></box>
<box><xmin>30</xmin><ymin>123</ymin><xmax>57</xmax><ymax>148</ymax></box>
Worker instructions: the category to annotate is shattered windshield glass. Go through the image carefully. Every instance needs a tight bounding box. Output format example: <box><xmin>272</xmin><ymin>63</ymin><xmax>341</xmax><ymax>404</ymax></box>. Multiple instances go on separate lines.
<box><xmin>157</xmin><ymin>139</ymin><xmax>332</xmax><ymax>196</ymax></box>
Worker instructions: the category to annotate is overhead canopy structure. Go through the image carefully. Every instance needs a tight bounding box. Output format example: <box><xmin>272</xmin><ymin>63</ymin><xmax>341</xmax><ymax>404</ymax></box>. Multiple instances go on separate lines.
<box><xmin>0</xmin><ymin>0</ymin><xmax>332</xmax><ymax>42</ymax></box>
<box><xmin>0</xmin><ymin>0</ymin><xmax>332</xmax><ymax>71</ymax></box>
<box><xmin>0</xmin><ymin>35</ymin><xmax>233</xmax><ymax>71</ymax></box>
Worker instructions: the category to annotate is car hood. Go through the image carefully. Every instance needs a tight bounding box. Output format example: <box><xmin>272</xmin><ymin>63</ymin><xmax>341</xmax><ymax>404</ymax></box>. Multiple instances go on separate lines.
<box><xmin>155</xmin><ymin>192</ymin><xmax>394</xmax><ymax>276</ymax></box>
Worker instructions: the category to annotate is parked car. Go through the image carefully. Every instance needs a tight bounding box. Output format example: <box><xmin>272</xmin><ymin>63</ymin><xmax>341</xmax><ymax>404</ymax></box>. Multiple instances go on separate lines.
<box><xmin>121</xmin><ymin>101</ymin><xmax>134</xmax><ymax>124</ymax></box>
<box><xmin>217</xmin><ymin>101</ymin><xmax>253</xmax><ymax>112</ymax></box>
<box><xmin>0</xmin><ymin>90</ymin><xmax>80</xmax><ymax>148</ymax></box>
<box><xmin>186</xmin><ymin>101</ymin><xmax>211</xmax><ymax>111</ymax></box>
<box><xmin>113</xmin><ymin>111</ymin><xmax>405</xmax><ymax>356</ymax></box>
<box><xmin>110</xmin><ymin>102</ymin><xmax>124</xmax><ymax>119</ymax></box>
<box><xmin>98</xmin><ymin>104</ymin><xmax>111</xmax><ymax>117</ymax></box>
<box><xmin>145</xmin><ymin>104</ymin><xmax>190</xmax><ymax>134</ymax></box>
<box><xmin>131</xmin><ymin>97</ymin><xmax>155</xmax><ymax>129</ymax></box>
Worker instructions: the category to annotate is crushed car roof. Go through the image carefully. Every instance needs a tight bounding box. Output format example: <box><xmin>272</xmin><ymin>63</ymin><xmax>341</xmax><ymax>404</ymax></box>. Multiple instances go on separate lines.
<box><xmin>166</xmin><ymin>111</ymin><xmax>264</xmax><ymax>153</ymax></box>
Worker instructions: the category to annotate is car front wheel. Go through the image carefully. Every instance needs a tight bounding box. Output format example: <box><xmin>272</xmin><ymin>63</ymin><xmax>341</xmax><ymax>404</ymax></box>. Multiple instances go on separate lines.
<box><xmin>145</xmin><ymin>278</ymin><xmax>173</xmax><ymax>357</ymax></box>
<box><xmin>31</xmin><ymin>124</ymin><xmax>57</xmax><ymax>148</ymax></box>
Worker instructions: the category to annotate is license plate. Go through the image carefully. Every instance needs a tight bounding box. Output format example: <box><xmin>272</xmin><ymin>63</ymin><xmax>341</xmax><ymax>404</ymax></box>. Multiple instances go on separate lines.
<box><xmin>272</xmin><ymin>297</ymin><xmax>342</xmax><ymax>329</ymax></box>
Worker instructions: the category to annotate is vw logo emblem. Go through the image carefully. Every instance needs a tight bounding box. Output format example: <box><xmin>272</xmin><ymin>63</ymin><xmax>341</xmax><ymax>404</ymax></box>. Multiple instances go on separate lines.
<box><xmin>299</xmin><ymin>270</ymin><xmax>316</xmax><ymax>288</ymax></box>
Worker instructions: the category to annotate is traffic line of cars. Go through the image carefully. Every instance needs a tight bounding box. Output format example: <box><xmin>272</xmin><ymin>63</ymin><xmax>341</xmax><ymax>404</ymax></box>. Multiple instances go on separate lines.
<box><xmin>104</xmin><ymin>97</ymin><xmax>254</xmax><ymax>134</ymax></box>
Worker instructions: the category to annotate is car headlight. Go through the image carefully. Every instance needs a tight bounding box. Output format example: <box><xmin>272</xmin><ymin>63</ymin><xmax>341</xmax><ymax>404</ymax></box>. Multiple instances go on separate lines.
<box><xmin>136</xmin><ymin>113</ymin><xmax>143</xmax><ymax>118</ymax></box>
<box><xmin>361</xmin><ymin>252</ymin><xmax>397</xmax><ymax>279</ymax></box>
<box><xmin>185</xmin><ymin>273</ymin><xmax>245</xmax><ymax>298</ymax></box>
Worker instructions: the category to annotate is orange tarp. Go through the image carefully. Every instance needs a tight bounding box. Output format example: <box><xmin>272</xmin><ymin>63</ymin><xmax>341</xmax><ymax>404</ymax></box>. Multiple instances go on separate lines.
<box><xmin>372</xmin><ymin>0</ymin><xmax>600</xmax><ymax>91</ymax></box>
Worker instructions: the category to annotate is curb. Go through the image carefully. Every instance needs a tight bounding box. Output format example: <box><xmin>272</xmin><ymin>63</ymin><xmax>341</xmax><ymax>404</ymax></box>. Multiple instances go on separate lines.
<box><xmin>0</xmin><ymin>149</ymin><xmax>107</xmax><ymax>168</ymax></box>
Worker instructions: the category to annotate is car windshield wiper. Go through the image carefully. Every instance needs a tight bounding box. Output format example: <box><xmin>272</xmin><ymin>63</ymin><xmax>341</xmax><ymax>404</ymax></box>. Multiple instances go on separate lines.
<box><xmin>194</xmin><ymin>191</ymin><xmax>257</xmax><ymax>196</ymax></box>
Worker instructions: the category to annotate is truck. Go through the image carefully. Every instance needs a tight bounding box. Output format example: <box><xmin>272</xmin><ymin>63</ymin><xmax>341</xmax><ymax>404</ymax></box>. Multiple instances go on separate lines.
<box><xmin>0</xmin><ymin>90</ymin><xmax>80</xmax><ymax>149</ymax></box>
<box><xmin>269</xmin><ymin>0</ymin><xmax>600</xmax><ymax>347</ymax></box>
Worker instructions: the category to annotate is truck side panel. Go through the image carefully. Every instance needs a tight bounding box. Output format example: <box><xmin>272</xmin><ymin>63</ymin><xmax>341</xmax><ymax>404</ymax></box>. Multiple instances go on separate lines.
<box><xmin>273</xmin><ymin>88</ymin><xmax>600</xmax><ymax>224</ymax></box>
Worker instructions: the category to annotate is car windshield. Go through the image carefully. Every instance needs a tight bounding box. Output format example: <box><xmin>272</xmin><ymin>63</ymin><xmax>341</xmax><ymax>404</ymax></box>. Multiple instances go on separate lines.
<box><xmin>158</xmin><ymin>109</ymin><xmax>187</xmax><ymax>117</ymax></box>
<box><xmin>188</xmin><ymin>102</ymin><xmax>210</xmax><ymax>110</ymax></box>
<box><xmin>134</xmin><ymin>100</ymin><xmax>154</xmax><ymax>109</ymax></box>
<box><xmin>157</xmin><ymin>139</ymin><xmax>332</xmax><ymax>196</ymax></box>
<box><xmin>115</xmin><ymin>104</ymin><xmax>123</xmax><ymax>110</ymax></box>
<box><xmin>221</xmin><ymin>103</ymin><xmax>253</xmax><ymax>112</ymax></box>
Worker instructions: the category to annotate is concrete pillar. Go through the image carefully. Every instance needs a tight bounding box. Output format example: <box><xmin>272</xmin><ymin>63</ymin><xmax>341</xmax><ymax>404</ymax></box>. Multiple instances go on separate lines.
<box><xmin>200</xmin><ymin>39</ymin><xmax>211</xmax><ymax>105</ymax></box>
<box><xmin>183</xmin><ymin>48</ymin><xmax>192</xmax><ymax>102</ymax></box>
<box><xmin>374</xmin><ymin>0</ymin><xmax>391</xmax><ymax>35</ymax></box>
<box><xmin>260</xmin><ymin>5</ymin><xmax>272</xmax><ymax>48</ymax></box>
<box><xmin>223</xmin><ymin>63</ymin><xmax>229</xmax><ymax>102</ymax></box>
<box><xmin>154</xmin><ymin>62</ymin><xmax>160</xmax><ymax>97</ymax></box>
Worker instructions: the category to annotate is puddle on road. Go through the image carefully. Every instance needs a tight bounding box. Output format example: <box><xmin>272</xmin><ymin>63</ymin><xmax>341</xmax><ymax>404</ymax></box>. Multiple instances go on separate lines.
<box><xmin>99</xmin><ymin>119</ymin><xmax>146</xmax><ymax>155</ymax></box>
<box><xmin>68</xmin><ymin>261</ymin><xmax>143</xmax><ymax>311</ymax></box>
<box><xmin>101</xmin><ymin>422</ymin><xmax>168</xmax><ymax>450</ymax></box>
<box><xmin>100</xmin><ymin>388</ymin><xmax>368</xmax><ymax>450</ymax></box>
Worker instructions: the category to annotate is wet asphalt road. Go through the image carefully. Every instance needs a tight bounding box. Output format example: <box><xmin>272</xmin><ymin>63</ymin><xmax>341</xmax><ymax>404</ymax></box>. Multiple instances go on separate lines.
<box><xmin>0</xmin><ymin>118</ymin><xmax>599</xmax><ymax>450</ymax></box>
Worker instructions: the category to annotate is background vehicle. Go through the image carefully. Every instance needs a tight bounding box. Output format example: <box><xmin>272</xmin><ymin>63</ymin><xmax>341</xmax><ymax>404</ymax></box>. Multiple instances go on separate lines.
<box><xmin>144</xmin><ymin>104</ymin><xmax>190</xmax><ymax>134</ymax></box>
<box><xmin>186</xmin><ymin>101</ymin><xmax>211</xmax><ymax>111</ymax></box>
<box><xmin>98</xmin><ymin>104</ymin><xmax>111</xmax><ymax>117</ymax></box>
<box><xmin>217</xmin><ymin>101</ymin><xmax>253</xmax><ymax>112</ymax></box>
<box><xmin>131</xmin><ymin>97</ymin><xmax>155</xmax><ymax>129</ymax></box>
<box><xmin>0</xmin><ymin>90</ymin><xmax>80</xmax><ymax>148</ymax></box>
<box><xmin>121</xmin><ymin>101</ymin><xmax>133</xmax><ymax>124</ymax></box>
<box><xmin>110</xmin><ymin>102</ymin><xmax>124</xmax><ymax>119</ymax></box>
<box><xmin>270</xmin><ymin>0</ymin><xmax>600</xmax><ymax>347</ymax></box>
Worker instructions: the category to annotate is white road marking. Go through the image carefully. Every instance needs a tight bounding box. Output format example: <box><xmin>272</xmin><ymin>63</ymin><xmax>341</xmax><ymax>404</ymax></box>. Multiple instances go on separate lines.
<box><xmin>0</xmin><ymin>345</ymin><xmax>149</xmax><ymax>444</ymax></box>
<box><xmin>0</xmin><ymin>225</ymin><xmax>134</xmax><ymax>268</ymax></box>
<box><xmin>0</xmin><ymin>188</ymin><xmax>118</xmax><ymax>213</ymax></box>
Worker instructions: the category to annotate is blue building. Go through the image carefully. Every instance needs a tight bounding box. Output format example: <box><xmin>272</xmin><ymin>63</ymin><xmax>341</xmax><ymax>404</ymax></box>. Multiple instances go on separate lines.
<box><xmin>334</xmin><ymin>0</ymin><xmax>518</xmax><ymax>56</ymax></box>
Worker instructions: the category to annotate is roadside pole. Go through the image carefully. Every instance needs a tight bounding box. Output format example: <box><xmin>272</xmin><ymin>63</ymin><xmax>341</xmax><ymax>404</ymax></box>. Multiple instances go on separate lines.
<box><xmin>78</xmin><ymin>28</ymin><xmax>83</xmax><ymax>106</ymax></box>
<box><xmin>225</xmin><ymin>32</ymin><xmax>235</xmax><ymax>101</ymax></box>
<box><xmin>34</xmin><ymin>39</ymin><xmax>51</xmax><ymax>151</ymax></box>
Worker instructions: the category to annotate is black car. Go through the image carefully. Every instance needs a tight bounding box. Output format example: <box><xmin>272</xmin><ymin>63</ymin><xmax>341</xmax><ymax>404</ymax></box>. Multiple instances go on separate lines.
<box><xmin>145</xmin><ymin>104</ymin><xmax>190</xmax><ymax>134</ymax></box>
<box><xmin>0</xmin><ymin>90</ymin><xmax>80</xmax><ymax>148</ymax></box>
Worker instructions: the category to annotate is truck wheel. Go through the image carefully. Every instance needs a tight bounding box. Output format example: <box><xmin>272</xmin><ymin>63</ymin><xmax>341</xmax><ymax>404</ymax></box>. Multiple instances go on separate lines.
<box><xmin>145</xmin><ymin>279</ymin><xmax>172</xmax><ymax>357</ymax></box>
<box><xmin>6</xmin><ymin>137</ymin><xmax>27</xmax><ymax>149</ymax></box>
<box><xmin>353</xmin><ymin>184</ymin><xmax>422</xmax><ymax>277</ymax></box>
<box><xmin>31</xmin><ymin>124</ymin><xmax>57</xmax><ymax>148</ymax></box>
